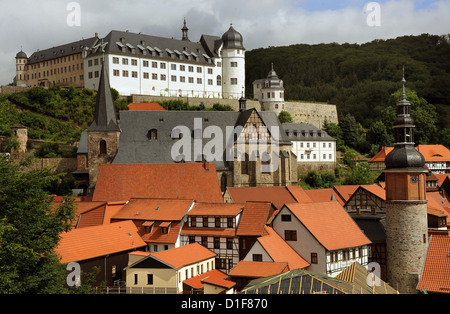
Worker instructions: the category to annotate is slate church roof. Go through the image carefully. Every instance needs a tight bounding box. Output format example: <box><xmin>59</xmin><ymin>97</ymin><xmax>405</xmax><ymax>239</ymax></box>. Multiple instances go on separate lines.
<box><xmin>112</xmin><ymin>108</ymin><xmax>292</xmax><ymax>171</ymax></box>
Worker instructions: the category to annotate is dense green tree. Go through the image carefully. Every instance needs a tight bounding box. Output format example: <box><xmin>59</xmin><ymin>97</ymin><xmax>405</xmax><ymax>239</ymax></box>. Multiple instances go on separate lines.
<box><xmin>344</xmin><ymin>162</ymin><xmax>373</xmax><ymax>185</ymax></box>
<box><xmin>278</xmin><ymin>110</ymin><xmax>293</xmax><ymax>123</ymax></box>
<box><xmin>339</xmin><ymin>113</ymin><xmax>358</xmax><ymax>148</ymax></box>
<box><xmin>0</xmin><ymin>156</ymin><xmax>76</xmax><ymax>293</ymax></box>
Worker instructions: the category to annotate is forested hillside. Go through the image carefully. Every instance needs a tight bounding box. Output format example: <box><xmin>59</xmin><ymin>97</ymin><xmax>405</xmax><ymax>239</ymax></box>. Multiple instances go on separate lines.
<box><xmin>245</xmin><ymin>33</ymin><xmax>450</xmax><ymax>144</ymax></box>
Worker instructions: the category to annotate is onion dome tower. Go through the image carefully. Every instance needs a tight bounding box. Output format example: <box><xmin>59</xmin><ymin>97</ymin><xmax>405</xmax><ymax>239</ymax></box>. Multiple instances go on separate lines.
<box><xmin>221</xmin><ymin>24</ymin><xmax>245</xmax><ymax>99</ymax></box>
<box><xmin>384</xmin><ymin>69</ymin><xmax>428</xmax><ymax>294</ymax></box>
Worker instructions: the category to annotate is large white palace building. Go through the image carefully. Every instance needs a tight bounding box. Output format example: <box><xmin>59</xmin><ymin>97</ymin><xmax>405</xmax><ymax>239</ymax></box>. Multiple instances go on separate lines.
<box><xmin>83</xmin><ymin>20</ymin><xmax>246</xmax><ymax>99</ymax></box>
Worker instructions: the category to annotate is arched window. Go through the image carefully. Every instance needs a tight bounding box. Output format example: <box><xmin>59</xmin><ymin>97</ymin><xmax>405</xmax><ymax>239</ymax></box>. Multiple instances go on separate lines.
<box><xmin>217</xmin><ymin>75</ymin><xmax>222</xmax><ymax>86</ymax></box>
<box><xmin>241</xmin><ymin>153</ymin><xmax>249</xmax><ymax>175</ymax></box>
<box><xmin>220</xmin><ymin>174</ymin><xmax>227</xmax><ymax>193</ymax></box>
<box><xmin>148</xmin><ymin>129</ymin><xmax>157</xmax><ymax>140</ymax></box>
<box><xmin>99</xmin><ymin>140</ymin><xmax>107</xmax><ymax>155</ymax></box>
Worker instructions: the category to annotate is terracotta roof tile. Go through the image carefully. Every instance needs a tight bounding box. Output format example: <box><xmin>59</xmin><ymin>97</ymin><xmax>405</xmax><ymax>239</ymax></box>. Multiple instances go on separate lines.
<box><xmin>417</xmin><ymin>235</ymin><xmax>450</xmax><ymax>293</ymax></box>
<box><xmin>128</xmin><ymin>103</ymin><xmax>166</xmax><ymax>111</ymax></box>
<box><xmin>236</xmin><ymin>201</ymin><xmax>272</xmax><ymax>236</ymax></box>
<box><xmin>149</xmin><ymin>243</ymin><xmax>217</xmax><ymax>269</ymax></box>
<box><xmin>56</xmin><ymin>220</ymin><xmax>146</xmax><ymax>263</ymax></box>
<box><xmin>188</xmin><ymin>202</ymin><xmax>244</xmax><ymax>216</ymax></box>
<box><xmin>284</xmin><ymin>201</ymin><xmax>372</xmax><ymax>251</ymax></box>
<box><xmin>183</xmin><ymin>269</ymin><xmax>234</xmax><ymax>290</ymax></box>
<box><xmin>92</xmin><ymin>163</ymin><xmax>223</xmax><ymax>203</ymax></box>
<box><xmin>256</xmin><ymin>226</ymin><xmax>310</xmax><ymax>270</ymax></box>
<box><xmin>112</xmin><ymin>198</ymin><xmax>194</xmax><ymax>221</ymax></box>
<box><xmin>227</xmin><ymin>186</ymin><xmax>299</xmax><ymax>210</ymax></box>
<box><xmin>368</xmin><ymin>147</ymin><xmax>393</xmax><ymax>162</ymax></box>
<box><xmin>333</xmin><ymin>185</ymin><xmax>360</xmax><ymax>205</ymax></box>
<box><xmin>416</xmin><ymin>145</ymin><xmax>450</xmax><ymax>162</ymax></box>
<box><xmin>229</xmin><ymin>261</ymin><xmax>289</xmax><ymax>278</ymax></box>
<box><xmin>304</xmin><ymin>188</ymin><xmax>334</xmax><ymax>203</ymax></box>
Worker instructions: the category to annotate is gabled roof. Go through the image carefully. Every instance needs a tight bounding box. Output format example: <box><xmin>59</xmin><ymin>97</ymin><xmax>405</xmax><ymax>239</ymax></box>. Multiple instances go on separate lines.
<box><xmin>112</xmin><ymin>198</ymin><xmax>195</xmax><ymax>221</ymax></box>
<box><xmin>228</xmin><ymin>261</ymin><xmax>289</xmax><ymax>278</ymax></box>
<box><xmin>227</xmin><ymin>186</ymin><xmax>306</xmax><ymax>210</ymax></box>
<box><xmin>282</xmin><ymin>201</ymin><xmax>372</xmax><ymax>251</ymax></box>
<box><xmin>416</xmin><ymin>145</ymin><xmax>450</xmax><ymax>162</ymax></box>
<box><xmin>187</xmin><ymin>202</ymin><xmax>244</xmax><ymax>216</ymax></box>
<box><xmin>56</xmin><ymin>220</ymin><xmax>146</xmax><ymax>263</ymax></box>
<box><xmin>184</xmin><ymin>269</ymin><xmax>235</xmax><ymax>290</ymax></box>
<box><xmin>236</xmin><ymin>201</ymin><xmax>272</xmax><ymax>236</ymax></box>
<box><xmin>92</xmin><ymin>163</ymin><xmax>223</xmax><ymax>203</ymax></box>
<box><xmin>255</xmin><ymin>226</ymin><xmax>310</xmax><ymax>270</ymax></box>
<box><xmin>304</xmin><ymin>188</ymin><xmax>334</xmax><ymax>203</ymax></box>
<box><xmin>128</xmin><ymin>243</ymin><xmax>216</xmax><ymax>270</ymax></box>
<box><xmin>27</xmin><ymin>36</ymin><xmax>98</xmax><ymax>65</ymax></box>
<box><xmin>112</xmin><ymin>109</ymin><xmax>291</xmax><ymax>170</ymax></box>
<box><xmin>417</xmin><ymin>235</ymin><xmax>450</xmax><ymax>293</ymax></box>
<box><xmin>368</xmin><ymin>147</ymin><xmax>393</xmax><ymax>162</ymax></box>
<box><xmin>332</xmin><ymin>185</ymin><xmax>360</xmax><ymax>205</ymax></box>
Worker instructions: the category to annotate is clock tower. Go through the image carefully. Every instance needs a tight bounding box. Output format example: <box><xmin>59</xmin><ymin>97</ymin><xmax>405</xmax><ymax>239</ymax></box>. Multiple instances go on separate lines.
<box><xmin>384</xmin><ymin>70</ymin><xmax>428</xmax><ymax>293</ymax></box>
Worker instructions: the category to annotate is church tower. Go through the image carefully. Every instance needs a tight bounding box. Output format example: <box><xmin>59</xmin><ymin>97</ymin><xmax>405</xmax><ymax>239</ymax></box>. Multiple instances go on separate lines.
<box><xmin>87</xmin><ymin>61</ymin><xmax>121</xmax><ymax>191</ymax></box>
<box><xmin>384</xmin><ymin>70</ymin><xmax>428</xmax><ymax>293</ymax></box>
<box><xmin>221</xmin><ymin>24</ymin><xmax>245</xmax><ymax>99</ymax></box>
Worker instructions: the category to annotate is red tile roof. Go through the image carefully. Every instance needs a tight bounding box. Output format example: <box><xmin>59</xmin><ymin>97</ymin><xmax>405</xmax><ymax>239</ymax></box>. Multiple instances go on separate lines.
<box><xmin>92</xmin><ymin>163</ymin><xmax>223</xmax><ymax>203</ymax></box>
<box><xmin>184</xmin><ymin>269</ymin><xmax>235</xmax><ymax>290</ymax></box>
<box><xmin>417</xmin><ymin>235</ymin><xmax>450</xmax><ymax>293</ymax></box>
<box><xmin>304</xmin><ymin>188</ymin><xmax>334</xmax><ymax>203</ymax></box>
<box><xmin>283</xmin><ymin>201</ymin><xmax>372</xmax><ymax>251</ymax></box>
<box><xmin>256</xmin><ymin>226</ymin><xmax>310</xmax><ymax>270</ymax></box>
<box><xmin>229</xmin><ymin>261</ymin><xmax>289</xmax><ymax>278</ymax></box>
<box><xmin>368</xmin><ymin>147</ymin><xmax>393</xmax><ymax>162</ymax></box>
<box><xmin>149</xmin><ymin>243</ymin><xmax>217</xmax><ymax>269</ymax></box>
<box><xmin>112</xmin><ymin>198</ymin><xmax>195</xmax><ymax>221</ymax></box>
<box><xmin>333</xmin><ymin>185</ymin><xmax>360</xmax><ymax>205</ymax></box>
<box><xmin>416</xmin><ymin>145</ymin><xmax>450</xmax><ymax>162</ymax></box>
<box><xmin>188</xmin><ymin>202</ymin><xmax>244</xmax><ymax>216</ymax></box>
<box><xmin>226</xmin><ymin>186</ymin><xmax>300</xmax><ymax>210</ymax></box>
<box><xmin>236</xmin><ymin>201</ymin><xmax>272</xmax><ymax>236</ymax></box>
<box><xmin>76</xmin><ymin>202</ymin><xmax>107</xmax><ymax>228</ymax></box>
<box><xmin>56</xmin><ymin>220</ymin><xmax>146</xmax><ymax>263</ymax></box>
<box><xmin>128</xmin><ymin>102</ymin><xmax>166</xmax><ymax>111</ymax></box>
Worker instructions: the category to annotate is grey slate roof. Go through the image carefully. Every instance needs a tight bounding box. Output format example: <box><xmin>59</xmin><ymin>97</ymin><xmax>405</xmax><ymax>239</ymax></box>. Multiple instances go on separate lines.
<box><xmin>86</xmin><ymin>30</ymin><xmax>222</xmax><ymax>66</ymax></box>
<box><xmin>87</xmin><ymin>63</ymin><xmax>121</xmax><ymax>132</ymax></box>
<box><xmin>113</xmin><ymin>108</ymin><xmax>291</xmax><ymax>170</ymax></box>
<box><xmin>282</xmin><ymin>123</ymin><xmax>336</xmax><ymax>142</ymax></box>
<box><xmin>27</xmin><ymin>37</ymin><xmax>98</xmax><ymax>65</ymax></box>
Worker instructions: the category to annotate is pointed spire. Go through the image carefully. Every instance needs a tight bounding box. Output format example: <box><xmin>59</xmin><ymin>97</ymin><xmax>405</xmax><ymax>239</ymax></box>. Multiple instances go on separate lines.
<box><xmin>401</xmin><ymin>65</ymin><xmax>407</xmax><ymax>100</ymax></box>
<box><xmin>181</xmin><ymin>17</ymin><xmax>189</xmax><ymax>41</ymax></box>
<box><xmin>88</xmin><ymin>62</ymin><xmax>120</xmax><ymax>132</ymax></box>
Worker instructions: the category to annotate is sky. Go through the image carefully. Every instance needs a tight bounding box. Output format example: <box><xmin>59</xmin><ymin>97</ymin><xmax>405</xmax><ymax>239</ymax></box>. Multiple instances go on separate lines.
<box><xmin>1</xmin><ymin>0</ymin><xmax>449</xmax><ymax>85</ymax></box>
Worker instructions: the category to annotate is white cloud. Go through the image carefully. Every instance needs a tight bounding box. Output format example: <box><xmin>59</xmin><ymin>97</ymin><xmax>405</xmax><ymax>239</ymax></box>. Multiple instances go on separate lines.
<box><xmin>0</xmin><ymin>0</ymin><xmax>449</xmax><ymax>84</ymax></box>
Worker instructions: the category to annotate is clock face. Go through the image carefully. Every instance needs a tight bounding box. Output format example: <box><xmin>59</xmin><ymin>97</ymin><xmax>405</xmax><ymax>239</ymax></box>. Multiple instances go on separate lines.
<box><xmin>411</xmin><ymin>175</ymin><xmax>418</xmax><ymax>183</ymax></box>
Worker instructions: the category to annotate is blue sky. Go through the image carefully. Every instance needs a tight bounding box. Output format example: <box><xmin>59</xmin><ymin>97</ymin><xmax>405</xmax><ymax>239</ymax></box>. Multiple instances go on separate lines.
<box><xmin>0</xmin><ymin>0</ymin><xmax>449</xmax><ymax>85</ymax></box>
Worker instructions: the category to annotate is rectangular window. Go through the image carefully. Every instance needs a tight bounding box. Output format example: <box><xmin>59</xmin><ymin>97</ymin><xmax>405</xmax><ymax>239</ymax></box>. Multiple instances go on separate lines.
<box><xmin>143</xmin><ymin>60</ymin><xmax>149</xmax><ymax>67</ymax></box>
<box><xmin>202</xmin><ymin>236</ymin><xmax>208</xmax><ymax>247</ymax></box>
<box><xmin>203</xmin><ymin>217</ymin><xmax>208</xmax><ymax>227</ymax></box>
<box><xmin>188</xmin><ymin>66</ymin><xmax>194</xmax><ymax>72</ymax></box>
<box><xmin>152</xmin><ymin>73</ymin><xmax>158</xmax><ymax>80</ymax></box>
<box><xmin>215</xmin><ymin>217</ymin><xmax>221</xmax><ymax>228</ymax></box>
<box><xmin>252</xmin><ymin>254</ymin><xmax>263</xmax><ymax>262</ymax></box>
<box><xmin>147</xmin><ymin>274</ymin><xmax>153</xmax><ymax>285</ymax></box>
<box><xmin>197</xmin><ymin>67</ymin><xmax>202</xmax><ymax>73</ymax></box>
<box><xmin>230</xmin><ymin>62</ymin><xmax>238</xmax><ymax>67</ymax></box>
<box><xmin>122</xmin><ymin>58</ymin><xmax>128</xmax><ymax>65</ymax></box>
<box><xmin>134</xmin><ymin>274</ymin><xmax>138</xmax><ymax>285</ymax></box>
<box><xmin>160</xmin><ymin>74</ymin><xmax>166</xmax><ymax>81</ymax></box>
<box><xmin>122</xmin><ymin>70</ymin><xmax>129</xmax><ymax>77</ymax></box>
<box><xmin>214</xmin><ymin>237</ymin><xmax>220</xmax><ymax>249</ymax></box>
<box><xmin>180</xmin><ymin>76</ymin><xmax>185</xmax><ymax>83</ymax></box>
<box><xmin>160</xmin><ymin>62</ymin><xmax>166</xmax><ymax>69</ymax></box>
<box><xmin>227</xmin><ymin>238</ymin><xmax>233</xmax><ymax>250</ymax></box>
<box><xmin>230</xmin><ymin>78</ymin><xmax>238</xmax><ymax>85</ymax></box>
<box><xmin>171</xmin><ymin>64</ymin><xmax>177</xmax><ymax>71</ymax></box>
<box><xmin>143</xmin><ymin>72</ymin><xmax>149</xmax><ymax>79</ymax></box>
<box><xmin>171</xmin><ymin>75</ymin><xmax>177</xmax><ymax>82</ymax></box>
<box><xmin>131</xmin><ymin>59</ymin><xmax>138</xmax><ymax>66</ymax></box>
<box><xmin>132</xmin><ymin>71</ymin><xmax>138</xmax><ymax>78</ymax></box>
<box><xmin>285</xmin><ymin>230</ymin><xmax>297</xmax><ymax>241</ymax></box>
<box><xmin>281</xmin><ymin>214</ymin><xmax>292</xmax><ymax>222</ymax></box>
<box><xmin>227</xmin><ymin>217</ymin><xmax>233</xmax><ymax>228</ymax></box>
<box><xmin>152</xmin><ymin>62</ymin><xmax>158</xmax><ymax>68</ymax></box>
<box><xmin>197</xmin><ymin>78</ymin><xmax>202</xmax><ymax>84</ymax></box>
<box><xmin>113</xmin><ymin>69</ymin><xmax>120</xmax><ymax>76</ymax></box>
<box><xmin>311</xmin><ymin>253</ymin><xmax>318</xmax><ymax>264</ymax></box>
<box><xmin>180</xmin><ymin>65</ymin><xmax>185</xmax><ymax>71</ymax></box>
<box><xmin>208</xmin><ymin>68</ymin><xmax>213</xmax><ymax>75</ymax></box>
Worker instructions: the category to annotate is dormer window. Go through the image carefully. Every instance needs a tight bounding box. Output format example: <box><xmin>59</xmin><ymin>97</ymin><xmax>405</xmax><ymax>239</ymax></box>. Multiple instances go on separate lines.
<box><xmin>143</xmin><ymin>221</ymin><xmax>154</xmax><ymax>234</ymax></box>
<box><xmin>148</xmin><ymin>129</ymin><xmax>157</xmax><ymax>140</ymax></box>
<box><xmin>160</xmin><ymin>221</ymin><xmax>171</xmax><ymax>234</ymax></box>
